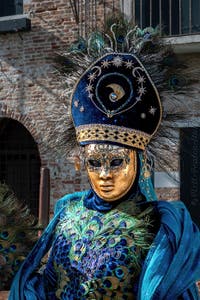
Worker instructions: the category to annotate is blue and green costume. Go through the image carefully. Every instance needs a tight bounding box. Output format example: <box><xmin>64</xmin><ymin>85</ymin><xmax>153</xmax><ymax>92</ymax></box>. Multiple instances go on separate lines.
<box><xmin>9</xmin><ymin>189</ymin><xmax>200</xmax><ymax>299</ymax></box>
<box><xmin>9</xmin><ymin>42</ymin><xmax>200</xmax><ymax>300</ymax></box>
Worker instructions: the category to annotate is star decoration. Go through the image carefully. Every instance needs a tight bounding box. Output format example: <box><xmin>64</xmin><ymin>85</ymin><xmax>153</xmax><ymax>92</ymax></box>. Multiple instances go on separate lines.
<box><xmin>74</xmin><ymin>100</ymin><xmax>79</xmax><ymax>107</ymax></box>
<box><xmin>137</xmin><ymin>76</ymin><xmax>146</xmax><ymax>84</ymax></box>
<box><xmin>149</xmin><ymin>106</ymin><xmax>157</xmax><ymax>115</ymax></box>
<box><xmin>80</xmin><ymin>106</ymin><xmax>85</xmax><ymax>112</ymax></box>
<box><xmin>88</xmin><ymin>73</ymin><xmax>96</xmax><ymax>82</ymax></box>
<box><xmin>86</xmin><ymin>84</ymin><xmax>93</xmax><ymax>92</ymax></box>
<box><xmin>101</xmin><ymin>60</ymin><xmax>110</xmax><ymax>68</ymax></box>
<box><xmin>125</xmin><ymin>60</ymin><xmax>134</xmax><ymax>69</ymax></box>
<box><xmin>112</xmin><ymin>56</ymin><xmax>123</xmax><ymax>67</ymax></box>
<box><xmin>138</xmin><ymin>86</ymin><xmax>146</xmax><ymax>95</ymax></box>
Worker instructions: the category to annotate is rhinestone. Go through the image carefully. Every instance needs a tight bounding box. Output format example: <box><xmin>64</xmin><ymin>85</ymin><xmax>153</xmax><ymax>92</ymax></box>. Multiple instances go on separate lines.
<box><xmin>109</xmin><ymin>92</ymin><xmax>118</xmax><ymax>101</ymax></box>
<box><xmin>140</xmin><ymin>113</ymin><xmax>146</xmax><ymax>119</ymax></box>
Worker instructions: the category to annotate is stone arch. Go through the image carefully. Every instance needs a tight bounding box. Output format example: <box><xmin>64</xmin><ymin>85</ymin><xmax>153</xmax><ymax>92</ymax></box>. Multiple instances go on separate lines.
<box><xmin>0</xmin><ymin>103</ymin><xmax>47</xmax><ymax>164</ymax></box>
<box><xmin>0</xmin><ymin>104</ymin><xmax>49</xmax><ymax>219</ymax></box>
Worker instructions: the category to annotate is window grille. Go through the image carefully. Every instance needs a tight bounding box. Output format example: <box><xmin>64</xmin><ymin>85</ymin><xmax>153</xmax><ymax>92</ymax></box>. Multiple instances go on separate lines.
<box><xmin>121</xmin><ymin>0</ymin><xmax>200</xmax><ymax>36</ymax></box>
<box><xmin>0</xmin><ymin>0</ymin><xmax>23</xmax><ymax>18</ymax></box>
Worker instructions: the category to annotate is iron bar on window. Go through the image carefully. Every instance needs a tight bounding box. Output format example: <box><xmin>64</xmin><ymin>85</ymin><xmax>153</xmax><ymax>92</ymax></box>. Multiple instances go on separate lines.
<box><xmin>71</xmin><ymin>0</ymin><xmax>200</xmax><ymax>38</ymax></box>
<box><xmin>159</xmin><ymin>0</ymin><xmax>162</xmax><ymax>35</ymax></box>
<box><xmin>179</xmin><ymin>0</ymin><xmax>182</xmax><ymax>34</ymax></box>
<box><xmin>150</xmin><ymin>0</ymin><xmax>152</xmax><ymax>27</ymax></box>
<box><xmin>189</xmin><ymin>0</ymin><xmax>192</xmax><ymax>34</ymax></box>
<box><xmin>169</xmin><ymin>0</ymin><xmax>172</xmax><ymax>36</ymax></box>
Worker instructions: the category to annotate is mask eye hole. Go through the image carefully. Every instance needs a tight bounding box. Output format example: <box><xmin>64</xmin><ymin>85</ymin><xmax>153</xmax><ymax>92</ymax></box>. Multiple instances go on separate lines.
<box><xmin>87</xmin><ymin>159</ymin><xmax>101</xmax><ymax>168</ymax></box>
<box><xmin>110</xmin><ymin>158</ymin><xmax>123</xmax><ymax>167</ymax></box>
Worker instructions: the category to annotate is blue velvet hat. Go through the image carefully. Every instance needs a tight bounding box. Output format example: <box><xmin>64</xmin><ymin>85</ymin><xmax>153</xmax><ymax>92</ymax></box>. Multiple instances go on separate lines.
<box><xmin>71</xmin><ymin>52</ymin><xmax>162</xmax><ymax>150</ymax></box>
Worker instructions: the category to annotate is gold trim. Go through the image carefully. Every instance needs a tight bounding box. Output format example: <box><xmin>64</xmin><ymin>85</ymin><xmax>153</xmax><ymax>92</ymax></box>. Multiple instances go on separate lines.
<box><xmin>76</xmin><ymin>124</ymin><xmax>150</xmax><ymax>150</ymax></box>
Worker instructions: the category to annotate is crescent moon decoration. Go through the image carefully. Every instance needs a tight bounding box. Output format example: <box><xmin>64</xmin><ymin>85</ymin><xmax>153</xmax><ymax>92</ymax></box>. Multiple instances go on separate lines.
<box><xmin>91</xmin><ymin>66</ymin><xmax>102</xmax><ymax>77</ymax></box>
<box><xmin>132</xmin><ymin>66</ymin><xmax>144</xmax><ymax>78</ymax></box>
<box><xmin>106</xmin><ymin>83</ymin><xmax>125</xmax><ymax>102</ymax></box>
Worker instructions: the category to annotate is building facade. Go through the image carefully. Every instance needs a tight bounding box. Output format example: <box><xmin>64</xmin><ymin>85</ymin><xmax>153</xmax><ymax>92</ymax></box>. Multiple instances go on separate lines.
<box><xmin>0</xmin><ymin>0</ymin><xmax>120</xmax><ymax>225</ymax></box>
<box><xmin>121</xmin><ymin>0</ymin><xmax>200</xmax><ymax>226</ymax></box>
<box><xmin>0</xmin><ymin>0</ymin><xmax>199</xmax><ymax>226</ymax></box>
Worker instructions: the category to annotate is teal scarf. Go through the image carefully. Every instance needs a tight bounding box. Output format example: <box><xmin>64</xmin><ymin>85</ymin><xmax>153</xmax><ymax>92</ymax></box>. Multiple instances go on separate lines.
<box><xmin>138</xmin><ymin>200</ymin><xmax>200</xmax><ymax>299</ymax></box>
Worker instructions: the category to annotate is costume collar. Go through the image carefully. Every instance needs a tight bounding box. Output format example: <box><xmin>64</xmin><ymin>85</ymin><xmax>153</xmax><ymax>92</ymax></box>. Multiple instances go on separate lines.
<box><xmin>83</xmin><ymin>182</ymin><xmax>140</xmax><ymax>212</ymax></box>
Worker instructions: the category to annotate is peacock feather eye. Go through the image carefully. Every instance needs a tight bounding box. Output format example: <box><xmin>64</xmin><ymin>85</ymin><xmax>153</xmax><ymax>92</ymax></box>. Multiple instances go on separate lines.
<box><xmin>10</xmin><ymin>245</ymin><xmax>17</xmax><ymax>252</ymax></box>
<box><xmin>1</xmin><ymin>231</ymin><xmax>9</xmax><ymax>239</ymax></box>
<box><xmin>115</xmin><ymin>267</ymin><xmax>125</xmax><ymax>279</ymax></box>
<box><xmin>14</xmin><ymin>259</ymin><xmax>21</xmax><ymax>266</ymax></box>
<box><xmin>103</xmin><ymin>278</ymin><xmax>112</xmax><ymax>288</ymax></box>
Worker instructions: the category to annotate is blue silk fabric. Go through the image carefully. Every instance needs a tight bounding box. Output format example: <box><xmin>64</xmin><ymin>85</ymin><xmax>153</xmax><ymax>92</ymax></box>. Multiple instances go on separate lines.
<box><xmin>9</xmin><ymin>191</ymin><xmax>200</xmax><ymax>300</ymax></box>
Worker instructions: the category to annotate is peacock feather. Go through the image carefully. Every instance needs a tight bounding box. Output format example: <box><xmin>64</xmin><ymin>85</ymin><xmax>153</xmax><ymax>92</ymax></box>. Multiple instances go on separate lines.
<box><xmin>47</xmin><ymin>14</ymin><xmax>200</xmax><ymax>180</ymax></box>
<box><xmin>0</xmin><ymin>183</ymin><xmax>39</xmax><ymax>290</ymax></box>
<box><xmin>50</xmin><ymin>195</ymin><xmax>158</xmax><ymax>299</ymax></box>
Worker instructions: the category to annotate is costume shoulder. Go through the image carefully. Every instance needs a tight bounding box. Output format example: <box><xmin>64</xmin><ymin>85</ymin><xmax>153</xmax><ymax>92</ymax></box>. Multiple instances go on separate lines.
<box><xmin>157</xmin><ymin>200</ymin><xmax>199</xmax><ymax>233</ymax></box>
<box><xmin>54</xmin><ymin>190</ymin><xmax>89</xmax><ymax>215</ymax></box>
<box><xmin>138</xmin><ymin>199</ymin><xmax>200</xmax><ymax>300</ymax></box>
<box><xmin>9</xmin><ymin>190</ymin><xmax>89</xmax><ymax>300</ymax></box>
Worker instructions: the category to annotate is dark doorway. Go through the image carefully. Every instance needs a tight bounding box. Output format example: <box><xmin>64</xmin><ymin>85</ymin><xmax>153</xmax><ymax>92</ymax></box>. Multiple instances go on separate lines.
<box><xmin>180</xmin><ymin>127</ymin><xmax>200</xmax><ymax>227</ymax></box>
<box><xmin>0</xmin><ymin>118</ymin><xmax>41</xmax><ymax>217</ymax></box>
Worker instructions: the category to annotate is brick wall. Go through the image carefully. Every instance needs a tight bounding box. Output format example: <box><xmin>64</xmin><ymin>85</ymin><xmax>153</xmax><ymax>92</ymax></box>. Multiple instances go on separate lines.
<box><xmin>0</xmin><ymin>0</ymin><xmax>199</xmax><ymax>213</ymax></box>
<box><xmin>0</xmin><ymin>0</ymin><xmax>121</xmax><ymax>211</ymax></box>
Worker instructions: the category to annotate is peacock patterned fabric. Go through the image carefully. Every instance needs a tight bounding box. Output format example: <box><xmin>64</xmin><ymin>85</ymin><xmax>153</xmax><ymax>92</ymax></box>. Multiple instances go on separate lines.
<box><xmin>0</xmin><ymin>183</ymin><xmax>38</xmax><ymax>290</ymax></box>
<box><xmin>43</xmin><ymin>196</ymin><xmax>159</xmax><ymax>299</ymax></box>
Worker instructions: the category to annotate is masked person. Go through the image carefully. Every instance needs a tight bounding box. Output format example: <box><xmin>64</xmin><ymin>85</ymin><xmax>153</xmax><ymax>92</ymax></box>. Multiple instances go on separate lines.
<box><xmin>9</xmin><ymin>25</ymin><xmax>200</xmax><ymax>300</ymax></box>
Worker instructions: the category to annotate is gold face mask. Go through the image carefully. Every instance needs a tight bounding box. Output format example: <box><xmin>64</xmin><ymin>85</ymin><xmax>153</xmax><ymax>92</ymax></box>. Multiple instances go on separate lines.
<box><xmin>84</xmin><ymin>144</ymin><xmax>137</xmax><ymax>202</ymax></box>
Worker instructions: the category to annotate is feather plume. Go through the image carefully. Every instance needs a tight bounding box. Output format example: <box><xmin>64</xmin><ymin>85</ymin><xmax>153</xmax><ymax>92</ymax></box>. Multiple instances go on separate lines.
<box><xmin>0</xmin><ymin>183</ymin><xmax>39</xmax><ymax>290</ymax></box>
<box><xmin>45</xmin><ymin>15</ymin><xmax>200</xmax><ymax>175</ymax></box>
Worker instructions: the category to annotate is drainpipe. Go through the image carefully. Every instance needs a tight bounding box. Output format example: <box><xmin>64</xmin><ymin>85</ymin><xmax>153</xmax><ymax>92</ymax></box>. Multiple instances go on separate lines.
<box><xmin>38</xmin><ymin>167</ymin><xmax>50</xmax><ymax>229</ymax></box>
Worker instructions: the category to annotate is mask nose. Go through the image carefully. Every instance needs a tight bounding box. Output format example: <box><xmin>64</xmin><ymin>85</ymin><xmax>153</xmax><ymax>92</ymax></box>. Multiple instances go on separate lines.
<box><xmin>99</xmin><ymin>164</ymin><xmax>112</xmax><ymax>179</ymax></box>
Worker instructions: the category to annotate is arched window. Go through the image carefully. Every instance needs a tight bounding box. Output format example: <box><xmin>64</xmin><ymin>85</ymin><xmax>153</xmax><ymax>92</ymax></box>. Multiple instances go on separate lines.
<box><xmin>0</xmin><ymin>118</ymin><xmax>41</xmax><ymax>217</ymax></box>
